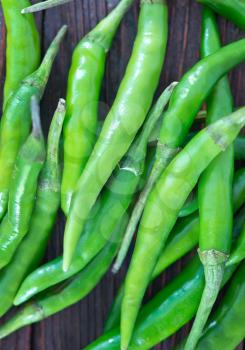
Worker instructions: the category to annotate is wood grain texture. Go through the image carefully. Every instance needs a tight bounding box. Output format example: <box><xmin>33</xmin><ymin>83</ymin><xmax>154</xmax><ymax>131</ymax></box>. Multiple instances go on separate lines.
<box><xmin>0</xmin><ymin>0</ymin><xmax>244</xmax><ymax>349</ymax></box>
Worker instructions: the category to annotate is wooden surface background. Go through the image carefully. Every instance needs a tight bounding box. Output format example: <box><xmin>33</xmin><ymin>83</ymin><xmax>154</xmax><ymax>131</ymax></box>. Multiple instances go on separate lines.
<box><xmin>0</xmin><ymin>0</ymin><xmax>244</xmax><ymax>349</ymax></box>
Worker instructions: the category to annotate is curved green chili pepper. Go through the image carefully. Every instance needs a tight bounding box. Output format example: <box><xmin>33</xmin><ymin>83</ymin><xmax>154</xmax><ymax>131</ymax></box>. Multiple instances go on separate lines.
<box><xmin>0</xmin><ymin>216</ymin><xmax>128</xmax><ymax>339</ymax></box>
<box><xmin>62</xmin><ymin>0</ymin><xmax>136</xmax><ymax>215</ymax></box>
<box><xmin>22</xmin><ymin>0</ymin><xmax>73</xmax><ymax>13</ymax></box>
<box><xmin>105</xmin><ymin>170</ymin><xmax>245</xmax><ymax>332</ymax></box>
<box><xmin>1</xmin><ymin>0</ymin><xmax>40</xmax><ymax>108</ymax></box>
<box><xmin>185</xmin><ymin>8</ymin><xmax>234</xmax><ymax>349</ymax></box>
<box><xmin>0</xmin><ymin>97</ymin><xmax>45</xmax><ymax>269</ymax></box>
<box><xmin>14</xmin><ymin>83</ymin><xmax>176</xmax><ymax>306</ymax></box>
<box><xmin>0</xmin><ymin>99</ymin><xmax>65</xmax><ymax>317</ymax></box>
<box><xmin>105</xmin><ymin>213</ymin><xmax>200</xmax><ymax>332</ymax></box>
<box><xmin>84</xmin><ymin>257</ymin><xmax>238</xmax><ymax>350</ymax></box>
<box><xmin>1</xmin><ymin>212</ymin><xmax>243</xmax><ymax>344</ymax></box>
<box><xmin>118</xmin><ymin>35</ymin><xmax>245</xmax><ymax>274</ymax></box>
<box><xmin>87</xmin><ymin>212</ymin><xmax>244</xmax><ymax>349</ymax></box>
<box><xmin>121</xmin><ymin>108</ymin><xmax>245</xmax><ymax>350</ymax></box>
<box><xmin>62</xmin><ymin>0</ymin><xmax>168</xmax><ymax>270</ymax></box>
<box><xmin>197</xmin><ymin>0</ymin><xmax>245</xmax><ymax>31</ymax></box>
<box><xmin>0</xmin><ymin>25</ymin><xmax>67</xmax><ymax>221</ymax></box>
<box><xmin>1</xmin><ymin>234</ymin><xmax>242</xmax><ymax>343</ymax></box>
<box><xmin>177</xmin><ymin>262</ymin><xmax>245</xmax><ymax>350</ymax></box>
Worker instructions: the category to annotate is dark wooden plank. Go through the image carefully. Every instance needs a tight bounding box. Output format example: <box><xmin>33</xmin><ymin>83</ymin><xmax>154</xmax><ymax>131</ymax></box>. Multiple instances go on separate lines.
<box><xmin>0</xmin><ymin>0</ymin><xmax>244</xmax><ymax>349</ymax></box>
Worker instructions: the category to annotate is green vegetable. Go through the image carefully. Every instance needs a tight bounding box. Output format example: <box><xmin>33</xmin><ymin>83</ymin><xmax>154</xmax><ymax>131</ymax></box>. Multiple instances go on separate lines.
<box><xmin>0</xmin><ymin>99</ymin><xmax>65</xmax><ymax>316</ymax></box>
<box><xmin>21</xmin><ymin>0</ymin><xmax>73</xmax><ymax>13</ymax></box>
<box><xmin>0</xmin><ymin>97</ymin><xmax>45</xmax><ymax>269</ymax></box>
<box><xmin>177</xmin><ymin>262</ymin><xmax>245</xmax><ymax>350</ymax></box>
<box><xmin>0</xmin><ymin>216</ymin><xmax>128</xmax><ymax>338</ymax></box>
<box><xmin>117</xmin><ymin>35</ymin><xmax>245</xmax><ymax>274</ymax></box>
<box><xmin>105</xmin><ymin>169</ymin><xmax>245</xmax><ymax>332</ymax></box>
<box><xmin>197</xmin><ymin>0</ymin><xmax>245</xmax><ymax>31</ymax></box>
<box><xmin>0</xmin><ymin>25</ymin><xmax>67</xmax><ymax>221</ymax></box>
<box><xmin>185</xmin><ymin>8</ymin><xmax>234</xmax><ymax>349</ymax></box>
<box><xmin>62</xmin><ymin>0</ymin><xmax>168</xmax><ymax>270</ymax></box>
<box><xmin>62</xmin><ymin>0</ymin><xmax>136</xmax><ymax>215</ymax></box>
<box><xmin>1</xmin><ymin>0</ymin><xmax>40</xmax><ymax>107</ymax></box>
<box><xmin>121</xmin><ymin>108</ymin><xmax>245</xmax><ymax>350</ymax></box>
<box><xmin>14</xmin><ymin>83</ymin><xmax>176</xmax><ymax>306</ymax></box>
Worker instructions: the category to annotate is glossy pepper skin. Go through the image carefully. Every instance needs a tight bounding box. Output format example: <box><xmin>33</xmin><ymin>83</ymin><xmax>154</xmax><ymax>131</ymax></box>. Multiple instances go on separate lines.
<box><xmin>84</xmin><ymin>256</ymin><xmax>239</xmax><ymax>350</ymax></box>
<box><xmin>62</xmin><ymin>0</ymin><xmax>135</xmax><ymax>215</ymax></box>
<box><xmin>197</xmin><ymin>0</ymin><xmax>245</xmax><ymax>31</ymax></box>
<box><xmin>185</xmin><ymin>8</ymin><xmax>234</xmax><ymax>349</ymax></box>
<box><xmin>0</xmin><ymin>216</ymin><xmax>128</xmax><ymax>338</ymax></box>
<box><xmin>121</xmin><ymin>108</ymin><xmax>245</xmax><ymax>350</ymax></box>
<box><xmin>0</xmin><ymin>98</ymin><xmax>46</xmax><ymax>269</ymax></box>
<box><xmin>104</xmin><ymin>169</ymin><xmax>245</xmax><ymax>332</ymax></box>
<box><xmin>104</xmin><ymin>213</ymin><xmax>200</xmax><ymax>332</ymax></box>
<box><xmin>1</xmin><ymin>213</ymin><xmax>244</xmax><ymax>344</ymax></box>
<box><xmin>120</xmin><ymin>35</ymin><xmax>245</xmax><ymax>273</ymax></box>
<box><xmin>14</xmin><ymin>84</ymin><xmax>176</xmax><ymax>305</ymax></box>
<box><xmin>0</xmin><ymin>25</ymin><xmax>67</xmax><ymax>221</ymax></box>
<box><xmin>62</xmin><ymin>0</ymin><xmax>168</xmax><ymax>270</ymax></box>
<box><xmin>1</xmin><ymin>0</ymin><xmax>40</xmax><ymax>108</ymax></box>
<box><xmin>0</xmin><ymin>99</ymin><xmax>65</xmax><ymax>317</ymax></box>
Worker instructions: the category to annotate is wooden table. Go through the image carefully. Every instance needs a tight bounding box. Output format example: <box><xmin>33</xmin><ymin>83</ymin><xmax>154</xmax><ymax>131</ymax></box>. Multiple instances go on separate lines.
<box><xmin>0</xmin><ymin>0</ymin><xmax>244</xmax><ymax>349</ymax></box>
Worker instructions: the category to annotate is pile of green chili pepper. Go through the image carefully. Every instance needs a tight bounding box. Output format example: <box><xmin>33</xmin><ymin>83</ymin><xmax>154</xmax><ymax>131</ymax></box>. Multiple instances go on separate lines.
<box><xmin>0</xmin><ymin>0</ymin><xmax>244</xmax><ymax>349</ymax></box>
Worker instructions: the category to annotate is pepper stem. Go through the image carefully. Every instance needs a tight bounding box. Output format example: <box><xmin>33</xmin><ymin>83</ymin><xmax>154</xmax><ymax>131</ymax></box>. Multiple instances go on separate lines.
<box><xmin>184</xmin><ymin>249</ymin><xmax>228</xmax><ymax>350</ymax></box>
<box><xmin>86</xmin><ymin>0</ymin><xmax>135</xmax><ymax>51</ymax></box>
<box><xmin>21</xmin><ymin>0</ymin><xmax>72</xmax><ymax>13</ymax></box>
<box><xmin>33</xmin><ymin>25</ymin><xmax>67</xmax><ymax>90</ymax></box>
<box><xmin>112</xmin><ymin>82</ymin><xmax>178</xmax><ymax>273</ymax></box>
<box><xmin>47</xmin><ymin>99</ymin><xmax>66</xmax><ymax>164</ymax></box>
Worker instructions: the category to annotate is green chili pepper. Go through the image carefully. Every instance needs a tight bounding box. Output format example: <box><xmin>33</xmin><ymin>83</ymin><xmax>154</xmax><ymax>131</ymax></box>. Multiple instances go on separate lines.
<box><xmin>121</xmin><ymin>108</ymin><xmax>245</xmax><ymax>350</ymax></box>
<box><xmin>119</xmin><ymin>35</ymin><xmax>245</xmax><ymax>271</ymax></box>
<box><xmin>62</xmin><ymin>0</ymin><xmax>168</xmax><ymax>270</ymax></box>
<box><xmin>105</xmin><ymin>214</ymin><xmax>200</xmax><ymax>332</ymax></box>
<box><xmin>197</xmin><ymin>0</ymin><xmax>245</xmax><ymax>31</ymax></box>
<box><xmin>86</xmin><ymin>211</ymin><xmax>244</xmax><ymax>350</ymax></box>
<box><xmin>0</xmin><ymin>216</ymin><xmax>128</xmax><ymax>339</ymax></box>
<box><xmin>1</xmin><ymin>224</ymin><xmax>243</xmax><ymax>344</ymax></box>
<box><xmin>185</xmin><ymin>8</ymin><xmax>234</xmax><ymax>349</ymax></box>
<box><xmin>0</xmin><ymin>99</ymin><xmax>65</xmax><ymax>317</ymax></box>
<box><xmin>21</xmin><ymin>0</ymin><xmax>73</xmax><ymax>13</ymax></box>
<box><xmin>0</xmin><ymin>25</ymin><xmax>67</xmax><ymax>221</ymax></box>
<box><xmin>105</xmin><ymin>170</ymin><xmax>245</xmax><ymax>332</ymax></box>
<box><xmin>0</xmin><ymin>97</ymin><xmax>46</xmax><ymax>269</ymax></box>
<box><xmin>62</xmin><ymin>0</ymin><xmax>136</xmax><ymax>215</ymax></box>
<box><xmin>1</xmin><ymin>0</ymin><xmax>40</xmax><ymax>108</ymax></box>
<box><xmin>1</xmin><ymin>211</ymin><xmax>243</xmax><ymax>344</ymax></box>
<box><xmin>234</xmin><ymin>135</ymin><xmax>245</xmax><ymax>160</ymax></box>
<box><xmin>177</xmin><ymin>262</ymin><xmax>245</xmax><ymax>350</ymax></box>
<box><xmin>84</xmin><ymin>257</ymin><xmax>239</xmax><ymax>350</ymax></box>
<box><xmin>14</xmin><ymin>83</ymin><xmax>176</xmax><ymax>306</ymax></box>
